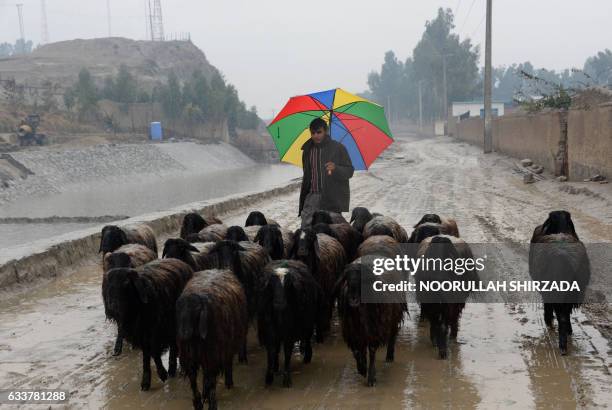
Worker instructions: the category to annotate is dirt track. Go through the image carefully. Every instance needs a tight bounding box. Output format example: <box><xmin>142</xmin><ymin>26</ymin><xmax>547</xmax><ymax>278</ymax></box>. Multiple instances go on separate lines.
<box><xmin>1</xmin><ymin>130</ymin><xmax>611</xmax><ymax>408</ymax></box>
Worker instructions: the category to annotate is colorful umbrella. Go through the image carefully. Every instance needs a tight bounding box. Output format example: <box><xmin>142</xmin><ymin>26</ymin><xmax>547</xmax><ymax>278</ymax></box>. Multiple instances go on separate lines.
<box><xmin>267</xmin><ymin>88</ymin><xmax>393</xmax><ymax>170</ymax></box>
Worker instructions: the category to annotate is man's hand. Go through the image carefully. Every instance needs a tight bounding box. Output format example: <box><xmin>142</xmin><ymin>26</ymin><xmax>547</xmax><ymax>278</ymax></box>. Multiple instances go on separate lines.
<box><xmin>325</xmin><ymin>161</ymin><xmax>336</xmax><ymax>175</ymax></box>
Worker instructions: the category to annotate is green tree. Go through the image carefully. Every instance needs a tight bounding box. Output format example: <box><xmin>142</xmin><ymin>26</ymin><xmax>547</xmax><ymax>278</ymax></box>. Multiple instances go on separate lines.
<box><xmin>160</xmin><ymin>71</ymin><xmax>183</xmax><ymax>119</ymax></box>
<box><xmin>584</xmin><ymin>49</ymin><xmax>612</xmax><ymax>86</ymax></box>
<box><xmin>63</xmin><ymin>87</ymin><xmax>76</xmax><ymax>111</ymax></box>
<box><xmin>114</xmin><ymin>64</ymin><xmax>138</xmax><ymax>104</ymax></box>
<box><xmin>74</xmin><ymin>68</ymin><xmax>99</xmax><ymax>119</ymax></box>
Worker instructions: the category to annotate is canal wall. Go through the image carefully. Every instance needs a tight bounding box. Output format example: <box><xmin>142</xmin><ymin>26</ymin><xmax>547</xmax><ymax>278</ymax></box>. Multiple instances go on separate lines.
<box><xmin>0</xmin><ymin>180</ymin><xmax>301</xmax><ymax>289</ymax></box>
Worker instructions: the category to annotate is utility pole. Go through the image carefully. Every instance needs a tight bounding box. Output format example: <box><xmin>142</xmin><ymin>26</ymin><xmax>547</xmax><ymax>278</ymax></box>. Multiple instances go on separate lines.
<box><xmin>107</xmin><ymin>0</ymin><xmax>112</xmax><ymax>37</ymax></box>
<box><xmin>418</xmin><ymin>81</ymin><xmax>423</xmax><ymax>132</ymax></box>
<box><xmin>483</xmin><ymin>0</ymin><xmax>493</xmax><ymax>153</ymax></box>
<box><xmin>16</xmin><ymin>4</ymin><xmax>25</xmax><ymax>53</ymax></box>
<box><xmin>40</xmin><ymin>0</ymin><xmax>49</xmax><ymax>44</ymax></box>
<box><xmin>442</xmin><ymin>54</ymin><xmax>448</xmax><ymax>121</ymax></box>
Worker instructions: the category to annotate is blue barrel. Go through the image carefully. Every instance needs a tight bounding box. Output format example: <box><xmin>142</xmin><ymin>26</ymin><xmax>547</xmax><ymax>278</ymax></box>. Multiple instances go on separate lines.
<box><xmin>150</xmin><ymin>122</ymin><xmax>163</xmax><ymax>141</ymax></box>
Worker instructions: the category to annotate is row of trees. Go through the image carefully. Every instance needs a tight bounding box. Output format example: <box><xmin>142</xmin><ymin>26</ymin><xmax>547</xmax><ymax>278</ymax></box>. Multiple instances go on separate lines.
<box><xmin>0</xmin><ymin>39</ymin><xmax>34</xmax><ymax>57</ymax></box>
<box><xmin>63</xmin><ymin>65</ymin><xmax>260</xmax><ymax>131</ymax></box>
<box><xmin>367</xmin><ymin>8</ymin><xmax>612</xmax><ymax>121</ymax></box>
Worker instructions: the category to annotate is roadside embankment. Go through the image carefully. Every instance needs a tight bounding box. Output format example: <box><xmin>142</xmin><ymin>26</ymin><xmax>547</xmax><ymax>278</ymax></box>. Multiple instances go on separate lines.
<box><xmin>0</xmin><ymin>180</ymin><xmax>300</xmax><ymax>289</ymax></box>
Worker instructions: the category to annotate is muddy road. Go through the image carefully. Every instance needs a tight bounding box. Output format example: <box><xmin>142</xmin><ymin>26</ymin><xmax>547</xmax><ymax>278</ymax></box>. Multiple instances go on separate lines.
<box><xmin>1</xmin><ymin>131</ymin><xmax>611</xmax><ymax>408</ymax></box>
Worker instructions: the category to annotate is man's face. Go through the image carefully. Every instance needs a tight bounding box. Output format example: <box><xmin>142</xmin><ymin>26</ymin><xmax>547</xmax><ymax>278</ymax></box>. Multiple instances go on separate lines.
<box><xmin>310</xmin><ymin>126</ymin><xmax>326</xmax><ymax>144</ymax></box>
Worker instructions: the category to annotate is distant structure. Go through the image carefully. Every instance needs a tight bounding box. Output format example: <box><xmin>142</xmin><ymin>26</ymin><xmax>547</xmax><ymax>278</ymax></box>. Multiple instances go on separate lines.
<box><xmin>146</xmin><ymin>0</ymin><xmax>165</xmax><ymax>41</ymax></box>
<box><xmin>40</xmin><ymin>0</ymin><xmax>49</xmax><ymax>44</ymax></box>
<box><xmin>16</xmin><ymin>4</ymin><xmax>25</xmax><ymax>53</ymax></box>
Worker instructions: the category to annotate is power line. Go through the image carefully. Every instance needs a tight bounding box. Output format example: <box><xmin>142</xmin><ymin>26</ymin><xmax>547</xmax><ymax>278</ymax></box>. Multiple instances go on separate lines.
<box><xmin>471</xmin><ymin>12</ymin><xmax>486</xmax><ymax>38</ymax></box>
<box><xmin>459</xmin><ymin>0</ymin><xmax>478</xmax><ymax>34</ymax></box>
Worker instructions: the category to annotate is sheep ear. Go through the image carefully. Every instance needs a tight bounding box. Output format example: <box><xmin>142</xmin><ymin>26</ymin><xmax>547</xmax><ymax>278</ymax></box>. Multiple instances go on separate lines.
<box><xmin>130</xmin><ymin>271</ymin><xmax>149</xmax><ymax>304</ymax></box>
<box><xmin>254</xmin><ymin>230</ymin><xmax>262</xmax><ymax>243</ymax></box>
<box><xmin>187</xmin><ymin>243</ymin><xmax>199</xmax><ymax>253</ymax></box>
<box><xmin>198</xmin><ymin>303</ymin><xmax>208</xmax><ymax>340</ymax></box>
<box><xmin>314</xmin><ymin>238</ymin><xmax>321</xmax><ymax>259</ymax></box>
<box><xmin>349</xmin><ymin>212</ymin><xmax>356</xmax><ymax>223</ymax></box>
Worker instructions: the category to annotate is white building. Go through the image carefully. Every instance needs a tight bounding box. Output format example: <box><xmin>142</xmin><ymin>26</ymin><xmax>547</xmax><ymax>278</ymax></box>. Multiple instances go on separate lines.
<box><xmin>451</xmin><ymin>101</ymin><xmax>505</xmax><ymax>118</ymax></box>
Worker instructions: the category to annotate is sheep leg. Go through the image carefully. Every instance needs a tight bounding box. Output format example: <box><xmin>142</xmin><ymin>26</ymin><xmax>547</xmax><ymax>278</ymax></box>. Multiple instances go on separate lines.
<box><xmin>354</xmin><ymin>349</ymin><xmax>367</xmax><ymax>377</ymax></box>
<box><xmin>282</xmin><ymin>340</ymin><xmax>293</xmax><ymax>387</ymax></box>
<box><xmin>112</xmin><ymin>330</ymin><xmax>123</xmax><ymax>356</ymax></box>
<box><xmin>544</xmin><ymin>303</ymin><xmax>554</xmax><ymax>327</ymax></box>
<box><xmin>224</xmin><ymin>361</ymin><xmax>234</xmax><ymax>389</ymax></box>
<box><xmin>238</xmin><ymin>340</ymin><xmax>248</xmax><ymax>364</ymax></box>
<box><xmin>385</xmin><ymin>326</ymin><xmax>399</xmax><ymax>362</ymax></box>
<box><xmin>141</xmin><ymin>347</ymin><xmax>152</xmax><ymax>391</ymax></box>
<box><xmin>153</xmin><ymin>353</ymin><xmax>168</xmax><ymax>382</ymax></box>
<box><xmin>366</xmin><ymin>346</ymin><xmax>377</xmax><ymax>387</ymax></box>
<box><xmin>188</xmin><ymin>366</ymin><xmax>203</xmax><ymax>410</ymax></box>
<box><xmin>204</xmin><ymin>374</ymin><xmax>218</xmax><ymax>410</ymax></box>
<box><xmin>168</xmin><ymin>343</ymin><xmax>178</xmax><ymax>378</ymax></box>
<box><xmin>302</xmin><ymin>338</ymin><xmax>312</xmax><ymax>364</ymax></box>
<box><xmin>555</xmin><ymin>305</ymin><xmax>571</xmax><ymax>355</ymax></box>
<box><xmin>265</xmin><ymin>343</ymin><xmax>278</xmax><ymax>386</ymax></box>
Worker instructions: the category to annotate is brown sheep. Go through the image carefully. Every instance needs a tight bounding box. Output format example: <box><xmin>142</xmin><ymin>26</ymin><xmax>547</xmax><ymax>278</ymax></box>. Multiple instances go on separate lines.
<box><xmin>363</xmin><ymin>216</ymin><xmax>409</xmax><ymax>243</ymax></box>
<box><xmin>99</xmin><ymin>224</ymin><xmax>158</xmax><ymax>254</ymax></box>
<box><xmin>176</xmin><ymin>269</ymin><xmax>248</xmax><ymax>410</ymax></box>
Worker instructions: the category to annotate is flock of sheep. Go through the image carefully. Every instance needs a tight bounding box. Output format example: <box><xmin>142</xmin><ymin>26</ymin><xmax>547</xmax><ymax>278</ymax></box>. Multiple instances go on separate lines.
<box><xmin>98</xmin><ymin>208</ymin><xmax>590</xmax><ymax>410</ymax></box>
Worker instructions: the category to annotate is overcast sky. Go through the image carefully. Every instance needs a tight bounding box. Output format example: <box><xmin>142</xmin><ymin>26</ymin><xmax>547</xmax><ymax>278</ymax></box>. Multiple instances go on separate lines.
<box><xmin>1</xmin><ymin>0</ymin><xmax>610</xmax><ymax>118</ymax></box>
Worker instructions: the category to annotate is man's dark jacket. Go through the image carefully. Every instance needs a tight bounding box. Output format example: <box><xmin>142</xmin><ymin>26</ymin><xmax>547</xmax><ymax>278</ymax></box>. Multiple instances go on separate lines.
<box><xmin>298</xmin><ymin>136</ymin><xmax>354</xmax><ymax>216</ymax></box>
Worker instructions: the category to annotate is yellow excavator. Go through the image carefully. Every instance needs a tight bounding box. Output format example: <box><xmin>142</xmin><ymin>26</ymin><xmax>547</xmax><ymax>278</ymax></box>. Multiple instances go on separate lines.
<box><xmin>17</xmin><ymin>114</ymin><xmax>48</xmax><ymax>146</ymax></box>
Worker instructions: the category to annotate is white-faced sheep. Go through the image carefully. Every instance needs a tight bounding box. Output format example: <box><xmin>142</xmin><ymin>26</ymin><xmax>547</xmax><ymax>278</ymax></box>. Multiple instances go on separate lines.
<box><xmin>415</xmin><ymin>235</ymin><xmax>478</xmax><ymax>359</ymax></box>
<box><xmin>409</xmin><ymin>214</ymin><xmax>460</xmax><ymax>241</ymax></box>
<box><xmin>176</xmin><ymin>269</ymin><xmax>248</xmax><ymax>410</ymax></box>
<box><xmin>335</xmin><ymin>260</ymin><xmax>404</xmax><ymax>386</ymax></box>
<box><xmin>529</xmin><ymin>210</ymin><xmax>590</xmax><ymax>355</ymax></box>
<box><xmin>257</xmin><ymin>260</ymin><xmax>321</xmax><ymax>387</ymax></box>
<box><xmin>102</xmin><ymin>258</ymin><xmax>193</xmax><ymax>390</ymax></box>
<box><xmin>99</xmin><ymin>224</ymin><xmax>158</xmax><ymax>255</ymax></box>
<box><xmin>180</xmin><ymin>213</ymin><xmax>223</xmax><ymax>240</ymax></box>
<box><xmin>289</xmin><ymin>228</ymin><xmax>346</xmax><ymax>338</ymax></box>
<box><xmin>186</xmin><ymin>224</ymin><xmax>228</xmax><ymax>243</ymax></box>
<box><xmin>363</xmin><ymin>215</ymin><xmax>409</xmax><ymax>243</ymax></box>
<box><xmin>102</xmin><ymin>243</ymin><xmax>157</xmax><ymax>356</ymax></box>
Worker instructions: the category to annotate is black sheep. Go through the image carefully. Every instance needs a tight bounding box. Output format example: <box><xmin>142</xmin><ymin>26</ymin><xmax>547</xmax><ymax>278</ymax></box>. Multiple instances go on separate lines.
<box><xmin>180</xmin><ymin>213</ymin><xmax>223</xmax><ymax>240</ymax></box>
<box><xmin>99</xmin><ymin>224</ymin><xmax>158</xmax><ymax>254</ymax></box>
<box><xmin>226</xmin><ymin>225</ymin><xmax>249</xmax><ymax>242</ymax></box>
<box><xmin>102</xmin><ymin>243</ymin><xmax>157</xmax><ymax>356</ymax></box>
<box><xmin>245</xmin><ymin>211</ymin><xmax>268</xmax><ymax>226</ymax></box>
<box><xmin>290</xmin><ymin>228</ymin><xmax>346</xmax><ymax>338</ymax></box>
<box><xmin>415</xmin><ymin>236</ymin><xmax>477</xmax><ymax>359</ymax></box>
<box><xmin>162</xmin><ymin>238</ymin><xmax>215</xmax><ymax>271</ymax></box>
<box><xmin>336</xmin><ymin>261</ymin><xmax>404</xmax><ymax>386</ymax></box>
<box><xmin>254</xmin><ymin>224</ymin><xmax>285</xmax><ymax>260</ymax></box>
<box><xmin>350</xmin><ymin>207</ymin><xmax>375</xmax><ymax>233</ymax></box>
<box><xmin>102</xmin><ymin>259</ymin><xmax>193</xmax><ymax>390</ymax></box>
<box><xmin>410</xmin><ymin>214</ymin><xmax>460</xmax><ymax>239</ymax></box>
<box><xmin>529</xmin><ymin>210</ymin><xmax>590</xmax><ymax>355</ymax></box>
<box><xmin>257</xmin><ymin>260</ymin><xmax>321</xmax><ymax>387</ymax></box>
<box><xmin>197</xmin><ymin>240</ymin><xmax>270</xmax><ymax>363</ymax></box>
<box><xmin>311</xmin><ymin>209</ymin><xmax>348</xmax><ymax>225</ymax></box>
<box><xmin>176</xmin><ymin>269</ymin><xmax>248</xmax><ymax>410</ymax></box>
<box><xmin>311</xmin><ymin>222</ymin><xmax>363</xmax><ymax>262</ymax></box>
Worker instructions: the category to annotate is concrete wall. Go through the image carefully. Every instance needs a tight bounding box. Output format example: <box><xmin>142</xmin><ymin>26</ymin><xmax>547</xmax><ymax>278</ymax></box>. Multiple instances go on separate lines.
<box><xmin>451</xmin><ymin>102</ymin><xmax>505</xmax><ymax>117</ymax></box>
<box><xmin>494</xmin><ymin>112</ymin><xmax>562</xmax><ymax>172</ymax></box>
<box><xmin>567</xmin><ymin>104</ymin><xmax>612</xmax><ymax>180</ymax></box>
<box><xmin>0</xmin><ymin>181</ymin><xmax>300</xmax><ymax>289</ymax></box>
<box><xmin>455</xmin><ymin>107</ymin><xmax>612</xmax><ymax>180</ymax></box>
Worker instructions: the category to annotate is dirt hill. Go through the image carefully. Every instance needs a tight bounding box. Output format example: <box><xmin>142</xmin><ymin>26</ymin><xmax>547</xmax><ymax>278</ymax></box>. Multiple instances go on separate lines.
<box><xmin>0</xmin><ymin>37</ymin><xmax>218</xmax><ymax>90</ymax></box>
